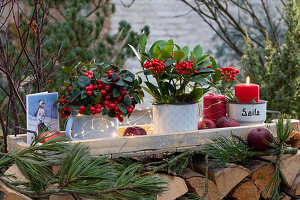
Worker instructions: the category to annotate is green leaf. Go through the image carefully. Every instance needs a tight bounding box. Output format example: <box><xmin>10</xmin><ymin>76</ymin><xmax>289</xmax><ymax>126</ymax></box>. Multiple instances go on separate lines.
<box><xmin>197</xmin><ymin>54</ymin><xmax>210</xmax><ymax>64</ymax></box>
<box><xmin>149</xmin><ymin>40</ymin><xmax>166</xmax><ymax>56</ymax></box>
<box><xmin>158</xmin><ymin>44</ymin><xmax>173</xmax><ymax>60</ymax></box>
<box><xmin>94</xmin><ymin>94</ymin><xmax>102</xmax><ymax>104</ymax></box>
<box><xmin>153</xmin><ymin>46</ymin><xmax>161</xmax><ymax>59</ymax></box>
<box><xmin>166</xmin><ymin>39</ymin><xmax>174</xmax><ymax>46</ymax></box>
<box><xmin>124</xmin><ymin>94</ymin><xmax>132</xmax><ymax>106</ymax></box>
<box><xmin>102</xmin><ymin>107</ymin><xmax>108</xmax><ymax>115</ymax></box>
<box><xmin>164</xmin><ymin>59</ymin><xmax>175</xmax><ymax>67</ymax></box>
<box><xmin>190</xmin><ymin>77</ymin><xmax>207</xmax><ymax>85</ymax></box>
<box><xmin>70</xmin><ymin>90</ymin><xmax>81</xmax><ymax>102</ymax></box>
<box><xmin>141</xmin><ymin>86</ymin><xmax>157</xmax><ymax>99</ymax></box>
<box><xmin>78</xmin><ymin>76</ymin><xmax>91</xmax><ymax>88</ymax></box>
<box><xmin>108</xmin><ymin>110</ymin><xmax>116</xmax><ymax>117</ymax></box>
<box><xmin>139</xmin><ymin>32</ymin><xmax>147</xmax><ymax>51</ymax></box>
<box><xmin>193</xmin><ymin>45</ymin><xmax>203</xmax><ymax>61</ymax></box>
<box><xmin>128</xmin><ymin>44</ymin><xmax>141</xmax><ymax>61</ymax></box>
<box><xmin>197</xmin><ymin>60</ymin><xmax>211</xmax><ymax>69</ymax></box>
<box><xmin>62</xmin><ymin>67</ymin><xmax>75</xmax><ymax>74</ymax></box>
<box><xmin>194</xmin><ymin>68</ymin><xmax>215</xmax><ymax>76</ymax></box>
<box><xmin>145</xmin><ymin>81</ymin><xmax>161</xmax><ymax>97</ymax></box>
<box><xmin>81</xmin><ymin>91</ymin><xmax>87</xmax><ymax>99</ymax></box>
<box><xmin>94</xmin><ymin>60</ymin><xmax>104</xmax><ymax>66</ymax></box>
<box><xmin>174</xmin><ymin>50</ymin><xmax>185</xmax><ymax>63</ymax></box>
<box><xmin>138</xmin><ymin>76</ymin><xmax>142</xmax><ymax>84</ymax></box>
<box><xmin>118</xmin><ymin>104</ymin><xmax>127</xmax><ymax>114</ymax></box>
<box><xmin>115</xmin><ymin>79</ymin><xmax>125</xmax><ymax>86</ymax></box>
<box><xmin>190</xmin><ymin>51</ymin><xmax>196</xmax><ymax>67</ymax></box>
<box><xmin>123</xmin><ymin>72</ymin><xmax>134</xmax><ymax>82</ymax></box>
<box><xmin>113</xmin><ymin>88</ymin><xmax>121</xmax><ymax>97</ymax></box>
<box><xmin>72</xmin><ymin>82</ymin><xmax>79</xmax><ymax>88</ymax></box>
<box><xmin>101</xmin><ymin>77</ymin><xmax>111</xmax><ymax>84</ymax></box>
<box><xmin>175</xmin><ymin>44</ymin><xmax>181</xmax><ymax>50</ymax></box>
<box><xmin>112</xmin><ymin>72</ymin><xmax>119</xmax><ymax>81</ymax></box>
<box><xmin>159</xmin><ymin>82</ymin><xmax>169</xmax><ymax>97</ymax></box>
<box><xmin>93</xmin><ymin>90</ymin><xmax>100</xmax><ymax>96</ymax></box>
<box><xmin>165</xmin><ymin>82</ymin><xmax>176</xmax><ymax>93</ymax></box>
<box><xmin>209</xmin><ymin>56</ymin><xmax>217</xmax><ymax>70</ymax></box>
<box><xmin>181</xmin><ymin>46</ymin><xmax>189</xmax><ymax>60</ymax></box>
<box><xmin>132</xmin><ymin>92</ymin><xmax>140</xmax><ymax>103</ymax></box>
<box><xmin>123</xmin><ymin>76</ymin><xmax>133</xmax><ymax>82</ymax></box>
<box><xmin>190</xmin><ymin>88</ymin><xmax>203</xmax><ymax>102</ymax></box>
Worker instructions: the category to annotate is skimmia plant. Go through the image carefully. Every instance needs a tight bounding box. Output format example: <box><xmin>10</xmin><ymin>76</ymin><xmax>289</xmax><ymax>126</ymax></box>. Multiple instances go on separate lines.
<box><xmin>56</xmin><ymin>61</ymin><xmax>144</xmax><ymax>122</ymax></box>
<box><xmin>129</xmin><ymin>33</ymin><xmax>222</xmax><ymax>103</ymax></box>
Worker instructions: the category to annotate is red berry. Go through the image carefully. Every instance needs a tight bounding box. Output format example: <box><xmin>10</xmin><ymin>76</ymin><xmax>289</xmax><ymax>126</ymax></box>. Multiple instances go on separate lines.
<box><xmin>104</xmin><ymin>85</ymin><xmax>110</xmax><ymax>91</ymax></box>
<box><xmin>61</xmin><ymin>113</ymin><xmax>66</xmax><ymax>118</ymax></box>
<box><xmin>194</xmin><ymin>70</ymin><xmax>197</xmax><ymax>74</ymax></box>
<box><xmin>103</xmin><ymin>101</ymin><xmax>109</xmax><ymax>106</ymax></box>
<box><xmin>127</xmin><ymin>108</ymin><xmax>133</xmax><ymax>114</ymax></box>
<box><xmin>79</xmin><ymin>110</ymin><xmax>83</xmax><ymax>114</ymax></box>
<box><xmin>117</xmin><ymin>96</ymin><xmax>122</xmax><ymax>101</ymax></box>
<box><xmin>94</xmin><ymin>85</ymin><xmax>98</xmax><ymax>89</ymax></box>
<box><xmin>67</xmin><ymin>100</ymin><xmax>70</xmax><ymax>104</ymax></box>
<box><xmin>87</xmin><ymin>91</ymin><xmax>92</xmax><ymax>96</ymax></box>
<box><xmin>96</xmin><ymin>109</ymin><xmax>102</xmax><ymax>113</ymax></box>
<box><xmin>108</xmin><ymin>70</ymin><xmax>113</xmax><ymax>77</ymax></box>
<box><xmin>84</xmin><ymin>72</ymin><xmax>88</xmax><ymax>76</ymax></box>
<box><xmin>104</xmin><ymin>95</ymin><xmax>110</xmax><ymax>100</ymax></box>
<box><xmin>118</xmin><ymin>117</ymin><xmax>124</xmax><ymax>122</ymax></box>
<box><xmin>90</xmin><ymin>107</ymin><xmax>96</xmax><ymax>113</ymax></box>
<box><xmin>80</xmin><ymin>106</ymin><xmax>85</xmax><ymax>110</ymax></box>
<box><xmin>88</xmin><ymin>70</ymin><xmax>93</xmax><ymax>74</ymax></box>
<box><xmin>109</xmin><ymin>103</ymin><xmax>115</xmax><ymax>109</ymax></box>
<box><xmin>129</xmin><ymin>105</ymin><xmax>134</xmax><ymax>109</ymax></box>
<box><xmin>95</xmin><ymin>104</ymin><xmax>101</xmax><ymax>109</ymax></box>
<box><xmin>68</xmin><ymin>86</ymin><xmax>72</xmax><ymax>91</ymax></box>
<box><xmin>85</xmin><ymin>86</ymin><xmax>90</xmax><ymax>91</ymax></box>
<box><xmin>100</xmin><ymin>90</ymin><xmax>107</xmax><ymax>96</ymax></box>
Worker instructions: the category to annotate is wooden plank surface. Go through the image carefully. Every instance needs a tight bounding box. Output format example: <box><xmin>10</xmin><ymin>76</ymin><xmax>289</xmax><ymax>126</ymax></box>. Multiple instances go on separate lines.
<box><xmin>7</xmin><ymin>123</ymin><xmax>284</xmax><ymax>157</ymax></box>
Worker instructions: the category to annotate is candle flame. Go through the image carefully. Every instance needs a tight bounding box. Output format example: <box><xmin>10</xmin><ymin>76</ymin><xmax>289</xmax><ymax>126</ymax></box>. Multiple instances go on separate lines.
<box><xmin>246</xmin><ymin>76</ymin><xmax>250</xmax><ymax>84</ymax></box>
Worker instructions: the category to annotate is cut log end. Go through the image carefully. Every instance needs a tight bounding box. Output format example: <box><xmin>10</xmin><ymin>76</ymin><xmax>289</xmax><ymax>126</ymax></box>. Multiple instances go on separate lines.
<box><xmin>185</xmin><ymin>176</ymin><xmax>221</xmax><ymax>200</ymax></box>
<box><xmin>251</xmin><ymin>164</ymin><xmax>279</xmax><ymax>199</ymax></box>
<box><xmin>157</xmin><ymin>173</ymin><xmax>188</xmax><ymax>200</ymax></box>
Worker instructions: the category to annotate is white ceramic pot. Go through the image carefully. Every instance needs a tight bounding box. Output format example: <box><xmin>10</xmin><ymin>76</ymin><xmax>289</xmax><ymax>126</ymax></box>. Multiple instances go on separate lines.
<box><xmin>228</xmin><ymin>101</ymin><xmax>267</xmax><ymax>126</ymax></box>
<box><xmin>65</xmin><ymin>111</ymin><xmax>118</xmax><ymax>140</ymax></box>
<box><xmin>153</xmin><ymin>103</ymin><xmax>198</xmax><ymax>134</ymax></box>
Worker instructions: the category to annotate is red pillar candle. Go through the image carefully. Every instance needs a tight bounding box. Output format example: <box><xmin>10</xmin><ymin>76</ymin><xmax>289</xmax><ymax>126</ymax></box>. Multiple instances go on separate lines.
<box><xmin>203</xmin><ymin>93</ymin><xmax>226</xmax><ymax>123</ymax></box>
<box><xmin>235</xmin><ymin>76</ymin><xmax>259</xmax><ymax>103</ymax></box>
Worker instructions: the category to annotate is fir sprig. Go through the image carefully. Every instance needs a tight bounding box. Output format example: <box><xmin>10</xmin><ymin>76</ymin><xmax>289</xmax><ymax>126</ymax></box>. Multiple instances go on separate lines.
<box><xmin>204</xmin><ymin>134</ymin><xmax>250</xmax><ymax>165</ymax></box>
<box><xmin>0</xmin><ymin>139</ymin><xmax>166</xmax><ymax>199</ymax></box>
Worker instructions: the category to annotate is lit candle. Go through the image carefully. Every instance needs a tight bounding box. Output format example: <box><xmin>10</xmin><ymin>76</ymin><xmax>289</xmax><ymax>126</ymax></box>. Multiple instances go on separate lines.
<box><xmin>235</xmin><ymin>76</ymin><xmax>259</xmax><ymax>103</ymax></box>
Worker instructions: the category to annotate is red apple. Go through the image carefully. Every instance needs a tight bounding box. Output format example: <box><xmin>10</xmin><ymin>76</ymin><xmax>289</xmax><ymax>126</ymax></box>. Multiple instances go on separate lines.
<box><xmin>38</xmin><ymin>130</ymin><xmax>64</xmax><ymax>143</ymax></box>
<box><xmin>247</xmin><ymin>127</ymin><xmax>273</xmax><ymax>150</ymax></box>
<box><xmin>216</xmin><ymin>117</ymin><xmax>239</xmax><ymax>128</ymax></box>
<box><xmin>123</xmin><ymin>126</ymin><xmax>147</xmax><ymax>136</ymax></box>
<box><xmin>198</xmin><ymin>119</ymin><xmax>216</xmax><ymax>129</ymax></box>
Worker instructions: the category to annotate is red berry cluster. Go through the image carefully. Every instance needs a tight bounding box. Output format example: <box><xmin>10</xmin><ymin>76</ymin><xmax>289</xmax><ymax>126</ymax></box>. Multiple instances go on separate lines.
<box><xmin>175</xmin><ymin>61</ymin><xmax>197</xmax><ymax>75</ymax></box>
<box><xmin>59</xmin><ymin>70</ymin><xmax>137</xmax><ymax>122</ymax></box>
<box><xmin>221</xmin><ymin>66</ymin><xmax>240</xmax><ymax>82</ymax></box>
<box><xmin>143</xmin><ymin>59</ymin><xmax>166</xmax><ymax>75</ymax></box>
<box><xmin>84</xmin><ymin>70</ymin><xmax>94</xmax><ymax>79</ymax></box>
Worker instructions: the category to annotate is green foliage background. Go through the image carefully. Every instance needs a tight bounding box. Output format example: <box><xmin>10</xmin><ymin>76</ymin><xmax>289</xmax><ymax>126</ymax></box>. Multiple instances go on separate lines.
<box><xmin>241</xmin><ymin>0</ymin><xmax>300</xmax><ymax>118</ymax></box>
